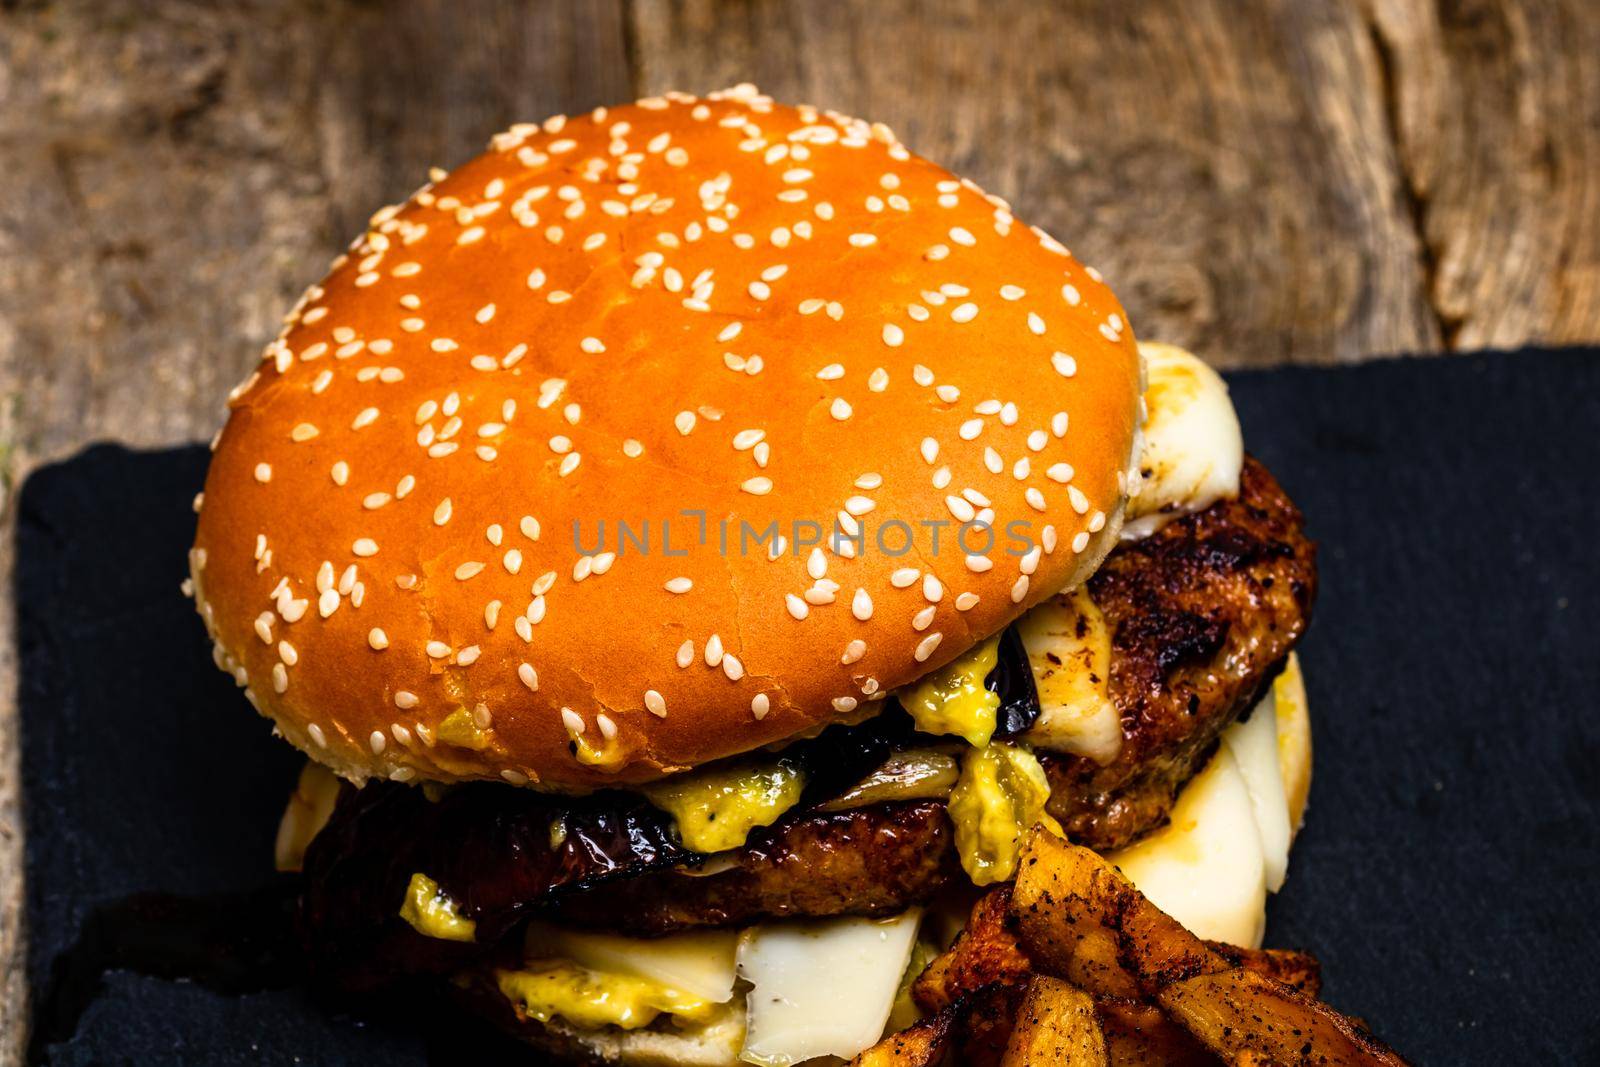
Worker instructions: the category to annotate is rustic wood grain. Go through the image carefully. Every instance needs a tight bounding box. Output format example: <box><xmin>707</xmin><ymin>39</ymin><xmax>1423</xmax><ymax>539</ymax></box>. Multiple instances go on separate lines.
<box><xmin>1365</xmin><ymin>0</ymin><xmax>1600</xmax><ymax>348</ymax></box>
<box><xmin>1</xmin><ymin>0</ymin><xmax>1597</xmax><ymax>1059</ymax></box>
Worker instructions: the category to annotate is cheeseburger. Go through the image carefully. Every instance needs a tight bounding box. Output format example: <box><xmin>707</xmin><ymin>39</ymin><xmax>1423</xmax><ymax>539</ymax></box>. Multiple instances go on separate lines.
<box><xmin>188</xmin><ymin>84</ymin><xmax>1316</xmax><ymax>1064</ymax></box>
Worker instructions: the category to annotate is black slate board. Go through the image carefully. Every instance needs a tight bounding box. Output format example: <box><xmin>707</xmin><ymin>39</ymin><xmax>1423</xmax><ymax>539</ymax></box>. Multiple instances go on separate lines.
<box><xmin>17</xmin><ymin>350</ymin><xmax>1600</xmax><ymax>1064</ymax></box>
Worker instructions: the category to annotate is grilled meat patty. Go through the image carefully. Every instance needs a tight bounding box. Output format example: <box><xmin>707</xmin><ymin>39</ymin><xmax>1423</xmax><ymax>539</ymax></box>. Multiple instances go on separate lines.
<box><xmin>300</xmin><ymin>456</ymin><xmax>1312</xmax><ymax>982</ymax></box>
<box><xmin>548</xmin><ymin>801</ymin><xmax>954</xmax><ymax>936</ymax></box>
<box><xmin>1043</xmin><ymin>455</ymin><xmax>1316</xmax><ymax>847</ymax></box>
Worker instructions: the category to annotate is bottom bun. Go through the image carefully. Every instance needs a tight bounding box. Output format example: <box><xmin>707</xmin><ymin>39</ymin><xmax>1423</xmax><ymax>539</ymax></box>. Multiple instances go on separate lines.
<box><xmin>532</xmin><ymin>1001</ymin><xmax>747</xmax><ymax>1067</ymax></box>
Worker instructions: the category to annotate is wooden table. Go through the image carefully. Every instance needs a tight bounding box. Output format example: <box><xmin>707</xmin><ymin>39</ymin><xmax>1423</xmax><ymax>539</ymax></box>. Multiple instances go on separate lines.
<box><xmin>2</xmin><ymin>0</ymin><xmax>1595</xmax><ymax>1055</ymax></box>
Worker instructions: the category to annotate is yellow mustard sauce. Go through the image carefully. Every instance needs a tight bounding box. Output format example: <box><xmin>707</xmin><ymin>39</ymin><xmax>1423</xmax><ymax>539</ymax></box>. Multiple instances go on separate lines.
<box><xmin>435</xmin><ymin>706</ymin><xmax>491</xmax><ymax>750</ymax></box>
<box><xmin>495</xmin><ymin>961</ymin><xmax>718</xmax><ymax>1031</ymax></box>
<box><xmin>898</xmin><ymin>634</ymin><xmax>1002</xmax><ymax>748</ymax></box>
<box><xmin>641</xmin><ymin>760</ymin><xmax>806</xmax><ymax>854</ymax></box>
<box><xmin>946</xmin><ymin>741</ymin><xmax>1062</xmax><ymax>885</ymax></box>
<box><xmin>398</xmin><ymin>872</ymin><xmax>477</xmax><ymax>942</ymax></box>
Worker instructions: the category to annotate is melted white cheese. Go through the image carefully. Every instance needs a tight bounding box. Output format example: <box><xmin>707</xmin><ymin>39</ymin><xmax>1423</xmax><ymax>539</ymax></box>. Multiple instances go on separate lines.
<box><xmin>1016</xmin><ymin>586</ymin><xmax>1122</xmax><ymax>764</ymax></box>
<box><xmin>523</xmin><ymin>923</ymin><xmax>740</xmax><ymax>1004</ymax></box>
<box><xmin>1108</xmin><ymin>745</ymin><xmax>1267</xmax><ymax>947</ymax></box>
<box><xmin>1124</xmin><ymin>341</ymin><xmax>1243</xmax><ymax>539</ymax></box>
<box><xmin>1108</xmin><ymin>667</ymin><xmax>1305</xmax><ymax>947</ymax></box>
<box><xmin>735</xmin><ymin>910</ymin><xmax>922</xmax><ymax>1065</ymax></box>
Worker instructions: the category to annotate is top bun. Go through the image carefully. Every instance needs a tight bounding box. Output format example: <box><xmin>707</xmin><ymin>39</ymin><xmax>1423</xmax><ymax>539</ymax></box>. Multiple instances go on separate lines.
<box><xmin>190</xmin><ymin>85</ymin><xmax>1141</xmax><ymax>790</ymax></box>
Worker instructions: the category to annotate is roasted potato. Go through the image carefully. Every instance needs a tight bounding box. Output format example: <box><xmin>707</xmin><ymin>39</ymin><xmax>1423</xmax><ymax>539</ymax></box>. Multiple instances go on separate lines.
<box><xmin>1001</xmin><ymin>975</ymin><xmax>1109</xmax><ymax>1066</ymax></box>
<box><xmin>1158</xmin><ymin>967</ymin><xmax>1408</xmax><ymax>1066</ymax></box>
<box><xmin>1096</xmin><ymin>996</ymin><xmax>1215</xmax><ymax>1066</ymax></box>
<box><xmin>847</xmin><ymin>1005</ymin><xmax>954</xmax><ymax>1067</ymax></box>
<box><xmin>1204</xmin><ymin>942</ymin><xmax>1321</xmax><ymax>998</ymax></box>
<box><xmin>951</xmin><ymin>982</ymin><xmax>1028</xmax><ymax>1067</ymax></box>
<box><xmin>914</xmin><ymin>887</ymin><xmax>1032</xmax><ymax>1014</ymax></box>
<box><xmin>1010</xmin><ymin>830</ymin><xmax>1213</xmax><ymax>999</ymax></box>
<box><xmin>1008</xmin><ymin>832</ymin><xmax>1410</xmax><ymax>1065</ymax></box>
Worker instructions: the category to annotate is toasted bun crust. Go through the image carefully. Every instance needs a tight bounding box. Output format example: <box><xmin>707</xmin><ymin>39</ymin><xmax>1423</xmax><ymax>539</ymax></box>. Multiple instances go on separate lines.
<box><xmin>190</xmin><ymin>85</ymin><xmax>1141</xmax><ymax>790</ymax></box>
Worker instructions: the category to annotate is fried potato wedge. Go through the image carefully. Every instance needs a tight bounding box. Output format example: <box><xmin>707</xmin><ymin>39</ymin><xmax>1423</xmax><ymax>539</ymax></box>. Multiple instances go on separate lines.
<box><xmin>1096</xmin><ymin>997</ymin><xmax>1215</xmax><ymax>1066</ymax></box>
<box><xmin>1158</xmin><ymin>967</ymin><xmax>1408</xmax><ymax>1066</ymax></box>
<box><xmin>914</xmin><ymin>887</ymin><xmax>1032</xmax><ymax>1014</ymax></box>
<box><xmin>847</xmin><ymin>1005</ymin><xmax>954</xmax><ymax>1067</ymax></box>
<box><xmin>1205</xmin><ymin>942</ymin><xmax>1321</xmax><ymax>998</ymax></box>
<box><xmin>1010</xmin><ymin>830</ymin><xmax>1213</xmax><ymax>999</ymax></box>
<box><xmin>1008</xmin><ymin>831</ymin><xmax>1410</xmax><ymax>1065</ymax></box>
<box><xmin>1001</xmin><ymin>975</ymin><xmax>1109</xmax><ymax>1066</ymax></box>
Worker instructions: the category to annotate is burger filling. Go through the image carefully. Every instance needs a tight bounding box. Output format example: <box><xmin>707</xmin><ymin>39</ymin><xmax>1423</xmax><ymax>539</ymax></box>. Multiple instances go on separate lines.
<box><xmin>284</xmin><ymin>345</ymin><xmax>1316</xmax><ymax>1063</ymax></box>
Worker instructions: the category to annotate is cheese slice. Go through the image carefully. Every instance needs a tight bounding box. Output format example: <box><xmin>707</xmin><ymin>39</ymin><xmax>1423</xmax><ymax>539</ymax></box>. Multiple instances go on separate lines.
<box><xmin>735</xmin><ymin>910</ymin><xmax>922</xmax><ymax>1066</ymax></box>
<box><xmin>523</xmin><ymin>923</ymin><xmax>739</xmax><ymax>1004</ymax></box>
<box><xmin>1221</xmin><ymin>690</ymin><xmax>1292</xmax><ymax>892</ymax></box>
<box><xmin>1124</xmin><ymin>341</ymin><xmax>1243</xmax><ymax>539</ymax></box>
<box><xmin>1108</xmin><ymin>746</ymin><xmax>1267</xmax><ymax>947</ymax></box>
<box><xmin>1016</xmin><ymin>586</ymin><xmax>1122</xmax><ymax>764</ymax></box>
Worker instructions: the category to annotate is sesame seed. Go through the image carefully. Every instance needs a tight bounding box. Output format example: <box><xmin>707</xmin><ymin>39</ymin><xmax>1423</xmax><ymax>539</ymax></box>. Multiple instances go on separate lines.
<box><xmin>959</xmin><ymin>419</ymin><xmax>983</xmax><ymax>441</ymax></box>
<box><xmin>742</xmin><ymin>476</ymin><xmax>773</xmax><ymax>495</ymax></box>
<box><xmin>951</xmin><ymin>302</ymin><xmax>978</xmax><ymax>323</ymax></box>
<box><xmin>1068</xmin><ymin>485</ymin><xmax>1090</xmax><ymax>514</ymax></box>
<box><xmin>882</xmin><ymin>323</ymin><xmax>904</xmax><ymax>347</ymax></box>
<box><xmin>665</xmin><ymin>577</ymin><xmax>693</xmax><ymax>594</ymax></box>
<box><xmin>353</xmin><ymin>538</ymin><xmax>378</xmax><ymax>557</ymax></box>
<box><xmin>956</xmin><ymin>592</ymin><xmax>981</xmax><ymax>611</ymax></box>
<box><xmin>914</xmin><ymin>632</ymin><xmax>944</xmax><ymax>662</ymax></box>
<box><xmin>852</xmin><ymin>588</ymin><xmax>874</xmax><ymax>620</ymax></box>
<box><xmin>394</xmin><ymin>691</ymin><xmax>418</xmax><ymax>709</ymax></box>
<box><xmin>751</xmin><ymin>693</ymin><xmax>770</xmax><ymax>720</ymax></box>
<box><xmin>561</xmin><ymin>708</ymin><xmax>586</xmax><ymax>735</ymax></box>
<box><xmin>254</xmin><ymin>463</ymin><xmax>272</xmax><ymax>483</ymax></box>
<box><xmin>1072</xmin><ymin>530</ymin><xmax>1091</xmax><ymax>553</ymax></box>
<box><xmin>830</xmin><ymin>397</ymin><xmax>853</xmax><ymax>420</ymax></box>
<box><xmin>1051</xmin><ymin>352</ymin><xmax>1077</xmax><ymax>377</ymax></box>
<box><xmin>645</xmin><ymin>689</ymin><xmax>667</xmax><ymax>717</ymax></box>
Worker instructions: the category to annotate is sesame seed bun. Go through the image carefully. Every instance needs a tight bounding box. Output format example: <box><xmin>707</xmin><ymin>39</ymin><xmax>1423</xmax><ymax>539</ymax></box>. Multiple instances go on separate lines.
<box><xmin>189</xmin><ymin>85</ymin><xmax>1141</xmax><ymax>791</ymax></box>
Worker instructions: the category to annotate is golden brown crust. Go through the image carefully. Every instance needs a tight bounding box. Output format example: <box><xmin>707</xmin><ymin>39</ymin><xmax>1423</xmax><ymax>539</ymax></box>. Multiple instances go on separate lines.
<box><xmin>190</xmin><ymin>85</ymin><xmax>1141</xmax><ymax>790</ymax></box>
